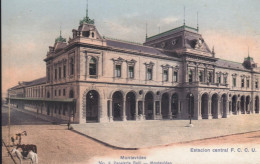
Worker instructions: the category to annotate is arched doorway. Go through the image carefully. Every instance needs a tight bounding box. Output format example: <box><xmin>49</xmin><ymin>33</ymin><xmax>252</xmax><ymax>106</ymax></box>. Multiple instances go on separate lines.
<box><xmin>232</xmin><ymin>95</ymin><xmax>237</xmax><ymax>114</ymax></box>
<box><xmin>246</xmin><ymin>96</ymin><xmax>250</xmax><ymax>114</ymax></box>
<box><xmin>240</xmin><ymin>96</ymin><xmax>245</xmax><ymax>114</ymax></box>
<box><xmin>145</xmin><ymin>92</ymin><xmax>154</xmax><ymax>120</ymax></box>
<box><xmin>211</xmin><ymin>94</ymin><xmax>218</xmax><ymax>118</ymax></box>
<box><xmin>126</xmin><ymin>92</ymin><xmax>136</xmax><ymax>120</ymax></box>
<box><xmin>86</xmin><ymin>90</ymin><xmax>99</xmax><ymax>122</ymax></box>
<box><xmin>161</xmin><ymin>93</ymin><xmax>169</xmax><ymax>119</ymax></box>
<box><xmin>255</xmin><ymin>96</ymin><xmax>259</xmax><ymax>113</ymax></box>
<box><xmin>186</xmin><ymin>93</ymin><xmax>194</xmax><ymax>118</ymax></box>
<box><xmin>201</xmin><ymin>93</ymin><xmax>209</xmax><ymax>119</ymax></box>
<box><xmin>171</xmin><ymin>93</ymin><xmax>178</xmax><ymax>117</ymax></box>
<box><xmin>112</xmin><ymin>91</ymin><xmax>123</xmax><ymax>121</ymax></box>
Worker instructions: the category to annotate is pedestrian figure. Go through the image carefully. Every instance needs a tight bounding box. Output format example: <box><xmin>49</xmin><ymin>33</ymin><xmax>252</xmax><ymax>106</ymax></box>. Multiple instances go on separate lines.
<box><xmin>11</xmin><ymin>147</ymin><xmax>23</xmax><ymax>164</ymax></box>
<box><xmin>11</xmin><ymin>136</ymin><xmax>15</xmax><ymax>146</ymax></box>
<box><xmin>67</xmin><ymin>121</ymin><xmax>71</xmax><ymax>130</ymax></box>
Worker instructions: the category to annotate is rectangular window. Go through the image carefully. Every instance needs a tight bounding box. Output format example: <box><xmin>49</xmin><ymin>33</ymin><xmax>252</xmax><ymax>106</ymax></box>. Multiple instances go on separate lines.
<box><xmin>247</xmin><ymin>79</ymin><xmax>250</xmax><ymax>88</ymax></box>
<box><xmin>128</xmin><ymin>66</ymin><xmax>134</xmax><ymax>79</ymax></box>
<box><xmin>147</xmin><ymin>68</ymin><xmax>153</xmax><ymax>80</ymax></box>
<box><xmin>224</xmin><ymin>76</ymin><xmax>227</xmax><ymax>84</ymax></box>
<box><xmin>59</xmin><ymin>67</ymin><xmax>61</xmax><ymax>79</ymax></box>
<box><xmin>241</xmin><ymin>79</ymin><xmax>244</xmax><ymax>88</ymax></box>
<box><xmin>189</xmin><ymin>70</ymin><xmax>193</xmax><ymax>82</ymax></box>
<box><xmin>218</xmin><ymin>76</ymin><xmax>221</xmax><ymax>84</ymax></box>
<box><xmin>256</xmin><ymin>80</ymin><xmax>259</xmax><ymax>89</ymax></box>
<box><xmin>63</xmin><ymin>89</ymin><xmax>66</xmax><ymax>96</ymax></box>
<box><xmin>199</xmin><ymin>71</ymin><xmax>203</xmax><ymax>82</ymax></box>
<box><xmin>115</xmin><ymin>65</ymin><xmax>121</xmax><ymax>77</ymax></box>
<box><xmin>163</xmin><ymin>70</ymin><xmax>168</xmax><ymax>82</ymax></box>
<box><xmin>173</xmin><ymin>71</ymin><xmax>178</xmax><ymax>82</ymax></box>
<box><xmin>55</xmin><ymin>90</ymin><xmax>57</xmax><ymax>96</ymax></box>
<box><xmin>63</xmin><ymin>65</ymin><xmax>66</xmax><ymax>78</ymax></box>
<box><xmin>208</xmin><ymin>72</ymin><xmax>213</xmax><ymax>83</ymax></box>
<box><xmin>233</xmin><ymin>77</ymin><xmax>236</xmax><ymax>87</ymax></box>
<box><xmin>59</xmin><ymin>89</ymin><xmax>61</xmax><ymax>96</ymax></box>
<box><xmin>55</xmin><ymin>69</ymin><xmax>57</xmax><ymax>80</ymax></box>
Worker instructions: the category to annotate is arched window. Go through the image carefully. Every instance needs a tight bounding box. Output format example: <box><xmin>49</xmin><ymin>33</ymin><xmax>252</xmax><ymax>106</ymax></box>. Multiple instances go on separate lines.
<box><xmin>89</xmin><ymin>57</ymin><xmax>97</xmax><ymax>76</ymax></box>
<box><xmin>69</xmin><ymin>90</ymin><xmax>74</xmax><ymax>98</ymax></box>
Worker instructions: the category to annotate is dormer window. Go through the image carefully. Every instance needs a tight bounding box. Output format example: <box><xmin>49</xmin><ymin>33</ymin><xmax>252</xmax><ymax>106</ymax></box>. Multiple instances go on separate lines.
<box><xmin>92</xmin><ymin>32</ymin><xmax>95</xmax><ymax>38</ymax></box>
<box><xmin>82</xmin><ymin>31</ymin><xmax>90</xmax><ymax>37</ymax></box>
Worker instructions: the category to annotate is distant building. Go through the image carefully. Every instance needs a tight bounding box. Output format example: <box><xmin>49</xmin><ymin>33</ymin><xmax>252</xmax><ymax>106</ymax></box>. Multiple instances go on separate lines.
<box><xmin>7</xmin><ymin>11</ymin><xmax>260</xmax><ymax>123</ymax></box>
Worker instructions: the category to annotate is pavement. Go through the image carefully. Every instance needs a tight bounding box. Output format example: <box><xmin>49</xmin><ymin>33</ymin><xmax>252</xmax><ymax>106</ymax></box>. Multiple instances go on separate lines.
<box><xmin>2</xmin><ymin>105</ymin><xmax>260</xmax><ymax>149</ymax></box>
<box><xmin>71</xmin><ymin>114</ymin><xmax>260</xmax><ymax>149</ymax></box>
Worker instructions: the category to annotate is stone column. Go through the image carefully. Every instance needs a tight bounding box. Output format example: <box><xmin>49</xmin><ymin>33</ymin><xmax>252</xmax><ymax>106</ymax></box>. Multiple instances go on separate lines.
<box><xmin>168</xmin><ymin>96</ymin><xmax>172</xmax><ymax>119</ymax></box>
<box><xmin>207</xmin><ymin>100</ymin><xmax>212</xmax><ymax>119</ymax></box>
<box><xmin>109</xmin><ymin>99</ymin><xmax>113</xmax><ymax>122</ymax></box>
<box><xmin>122</xmin><ymin>100</ymin><xmax>127</xmax><ymax>121</ymax></box>
<box><xmin>135</xmin><ymin>100</ymin><xmax>138</xmax><ymax>120</ymax></box>
<box><xmin>237</xmin><ymin>101</ymin><xmax>240</xmax><ymax>115</ymax></box>
<box><xmin>252</xmin><ymin>99</ymin><xmax>255</xmax><ymax>114</ymax></box>
<box><xmin>243</xmin><ymin>100</ymin><xmax>246</xmax><ymax>114</ymax></box>
<box><xmin>177</xmin><ymin>100</ymin><xmax>182</xmax><ymax>119</ymax></box>
<box><xmin>216</xmin><ymin>100</ymin><xmax>221</xmax><ymax>119</ymax></box>
<box><xmin>198</xmin><ymin>99</ymin><xmax>202</xmax><ymax>120</ymax></box>
<box><xmin>142</xmin><ymin>101</ymin><xmax>145</xmax><ymax>120</ymax></box>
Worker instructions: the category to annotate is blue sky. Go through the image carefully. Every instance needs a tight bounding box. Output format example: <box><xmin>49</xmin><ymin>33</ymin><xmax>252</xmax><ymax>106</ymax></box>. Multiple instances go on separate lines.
<box><xmin>2</xmin><ymin>0</ymin><xmax>260</xmax><ymax>96</ymax></box>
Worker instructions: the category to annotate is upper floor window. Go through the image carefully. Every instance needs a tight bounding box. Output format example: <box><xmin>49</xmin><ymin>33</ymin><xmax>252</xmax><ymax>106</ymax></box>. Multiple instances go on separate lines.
<box><xmin>224</xmin><ymin>76</ymin><xmax>227</xmax><ymax>84</ymax></box>
<box><xmin>59</xmin><ymin>89</ymin><xmax>61</xmax><ymax>96</ymax></box>
<box><xmin>256</xmin><ymin>79</ymin><xmax>259</xmax><ymax>89</ymax></box>
<box><xmin>89</xmin><ymin>57</ymin><xmax>97</xmax><ymax>76</ymax></box>
<box><xmin>173</xmin><ymin>71</ymin><xmax>178</xmax><ymax>82</ymax></box>
<box><xmin>128</xmin><ymin>66</ymin><xmax>134</xmax><ymax>79</ymax></box>
<box><xmin>188</xmin><ymin>70</ymin><xmax>193</xmax><ymax>82</ymax></box>
<box><xmin>63</xmin><ymin>89</ymin><xmax>66</xmax><ymax>96</ymax></box>
<box><xmin>55</xmin><ymin>68</ymin><xmax>57</xmax><ymax>80</ymax></box>
<box><xmin>115</xmin><ymin>65</ymin><xmax>121</xmax><ymax>77</ymax></box>
<box><xmin>233</xmin><ymin>77</ymin><xmax>237</xmax><ymax>87</ymax></box>
<box><xmin>163</xmin><ymin>70</ymin><xmax>168</xmax><ymax>82</ymax></box>
<box><xmin>144</xmin><ymin>62</ymin><xmax>154</xmax><ymax>81</ymax></box>
<box><xmin>199</xmin><ymin>71</ymin><xmax>203</xmax><ymax>82</ymax></box>
<box><xmin>247</xmin><ymin>79</ymin><xmax>250</xmax><ymax>88</ymax></box>
<box><xmin>70</xmin><ymin>58</ymin><xmax>74</xmax><ymax>75</ymax></box>
<box><xmin>217</xmin><ymin>75</ymin><xmax>221</xmax><ymax>84</ymax></box>
<box><xmin>58</xmin><ymin>66</ymin><xmax>61</xmax><ymax>79</ymax></box>
<box><xmin>241</xmin><ymin>79</ymin><xmax>245</xmax><ymax>88</ymax></box>
<box><xmin>208</xmin><ymin>72</ymin><xmax>213</xmax><ymax>83</ymax></box>
<box><xmin>63</xmin><ymin>65</ymin><xmax>66</xmax><ymax>78</ymax></box>
<box><xmin>112</xmin><ymin>57</ymin><xmax>124</xmax><ymax>78</ymax></box>
<box><xmin>147</xmin><ymin>68</ymin><xmax>153</xmax><ymax>80</ymax></box>
<box><xmin>55</xmin><ymin>90</ymin><xmax>57</xmax><ymax>96</ymax></box>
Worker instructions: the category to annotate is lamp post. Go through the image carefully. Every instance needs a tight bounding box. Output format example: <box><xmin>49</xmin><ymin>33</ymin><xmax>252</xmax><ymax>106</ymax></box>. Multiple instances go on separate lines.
<box><xmin>187</xmin><ymin>93</ymin><xmax>194</xmax><ymax>127</ymax></box>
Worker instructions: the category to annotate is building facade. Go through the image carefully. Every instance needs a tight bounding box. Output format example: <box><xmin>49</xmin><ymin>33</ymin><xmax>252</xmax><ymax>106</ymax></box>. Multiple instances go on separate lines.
<box><xmin>8</xmin><ymin>13</ymin><xmax>260</xmax><ymax>124</ymax></box>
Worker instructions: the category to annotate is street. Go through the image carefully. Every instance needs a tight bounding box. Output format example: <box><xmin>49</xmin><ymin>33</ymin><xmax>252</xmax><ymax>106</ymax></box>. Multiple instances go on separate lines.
<box><xmin>2</xmin><ymin>106</ymin><xmax>260</xmax><ymax>164</ymax></box>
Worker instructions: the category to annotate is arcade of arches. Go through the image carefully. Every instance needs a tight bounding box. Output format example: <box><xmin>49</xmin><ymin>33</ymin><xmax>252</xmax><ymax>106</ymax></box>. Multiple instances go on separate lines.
<box><xmin>84</xmin><ymin>90</ymin><xmax>260</xmax><ymax>123</ymax></box>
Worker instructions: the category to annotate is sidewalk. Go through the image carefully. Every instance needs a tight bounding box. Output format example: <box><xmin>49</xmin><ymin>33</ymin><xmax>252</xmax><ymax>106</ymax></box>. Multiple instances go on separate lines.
<box><xmin>71</xmin><ymin>114</ymin><xmax>260</xmax><ymax>149</ymax></box>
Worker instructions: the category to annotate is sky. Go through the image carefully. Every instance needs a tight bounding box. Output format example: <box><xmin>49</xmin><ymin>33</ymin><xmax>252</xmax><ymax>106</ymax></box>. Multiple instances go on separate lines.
<box><xmin>2</xmin><ymin>0</ymin><xmax>260</xmax><ymax>97</ymax></box>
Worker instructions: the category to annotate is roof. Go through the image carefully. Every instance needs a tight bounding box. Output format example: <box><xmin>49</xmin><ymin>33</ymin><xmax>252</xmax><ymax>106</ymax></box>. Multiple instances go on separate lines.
<box><xmin>216</xmin><ymin>59</ymin><xmax>248</xmax><ymax>71</ymax></box>
<box><xmin>146</xmin><ymin>25</ymin><xmax>198</xmax><ymax>42</ymax></box>
<box><xmin>22</xmin><ymin>77</ymin><xmax>46</xmax><ymax>86</ymax></box>
<box><xmin>9</xmin><ymin>97</ymin><xmax>76</xmax><ymax>103</ymax></box>
<box><xmin>106</xmin><ymin>39</ymin><xmax>166</xmax><ymax>56</ymax></box>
